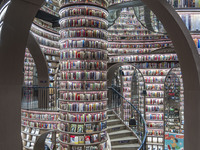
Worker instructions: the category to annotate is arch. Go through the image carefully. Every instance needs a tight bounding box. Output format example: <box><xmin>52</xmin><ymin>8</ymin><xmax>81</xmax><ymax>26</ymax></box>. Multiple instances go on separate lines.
<box><xmin>140</xmin><ymin>0</ymin><xmax>200</xmax><ymax>149</ymax></box>
<box><xmin>27</xmin><ymin>32</ymin><xmax>49</xmax><ymax>108</ymax></box>
<box><xmin>27</xmin><ymin>32</ymin><xmax>49</xmax><ymax>87</ymax></box>
<box><xmin>107</xmin><ymin>62</ymin><xmax>144</xmax><ymax>86</ymax></box>
<box><xmin>107</xmin><ymin>63</ymin><xmax>145</xmax><ymax>110</ymax></box>
<box><xmin>0</xmin><ymin>0</ymin><xmax>44</xmax><ymax>149</ymax></box>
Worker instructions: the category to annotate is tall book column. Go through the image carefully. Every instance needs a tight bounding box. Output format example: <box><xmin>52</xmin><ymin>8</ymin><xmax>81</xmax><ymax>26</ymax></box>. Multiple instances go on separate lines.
<box><xmin>58</xmin><ymin>0</ymin><xmax>108</xmax><ymax>149</ymax></box>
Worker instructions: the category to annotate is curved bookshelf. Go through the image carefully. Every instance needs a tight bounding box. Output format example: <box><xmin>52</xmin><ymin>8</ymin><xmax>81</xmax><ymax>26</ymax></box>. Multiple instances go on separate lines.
<box><xmin>21</xmin><ymin>109</ymin><xmax>59</xmax><ymax>150</ymax></box>
<box><xmin>58</xmin><ymin>0</ymin><xmax>108</xmax><ymax>149</ymax></box>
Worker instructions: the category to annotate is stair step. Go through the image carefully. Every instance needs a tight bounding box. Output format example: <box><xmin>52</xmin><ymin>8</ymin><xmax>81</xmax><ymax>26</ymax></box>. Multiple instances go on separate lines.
<box><xmin>109</xmin><ymin>129</ymin><xmax>132</xmax><ymax>136</ymax></box>
<box><xmin>112</xmin><ymin>144</ymin><xmax>140</xmax><ymax>150</ymax></box>
<box><xmin>111</xmin><ymin>136</ymin><xmax>137</xmax><ymax>142</ymax></box>
<box><xmin>108</xmin><ymin>114</ymin><xmax>117</xmax><ymax>119</ymax></box>
<box><xmin>111</xmin><ymin>136</ymin><xmax>138</xmax><ymax>146</ymax></box>
<box><xmin>107</xmin><ymin>119</ymin><xmax>121</xmax><ymax>125</ymax></box>
<box><xmin>109</xmin><ymin>129</ymin><xmax>133</xmax><ymax>139</ymax></box>
<box><xmin>107</xmin><ymin>110</ymin><xmax>114</xmax><ymax>114</ymax></box>
<box><xmin>108</xmin><ymin>124</ymin><xmax>125</xmax><ymax>129</ymax></box>
<box><xmin>107</xmin><ymin>119</ymin><xmax>120</xmax><ymax>122</ymax></box>
<box><xmin>107</xmin><ymin>124</ymin><xmax>126</xmax><ymax>133</ymax></box>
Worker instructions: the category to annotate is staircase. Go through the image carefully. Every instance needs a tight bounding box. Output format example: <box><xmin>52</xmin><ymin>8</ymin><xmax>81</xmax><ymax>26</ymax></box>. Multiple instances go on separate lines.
<box><xmin>107</xmin><ymin>110</ymin><xmax>140</xmax><ymax>150</ymax></box>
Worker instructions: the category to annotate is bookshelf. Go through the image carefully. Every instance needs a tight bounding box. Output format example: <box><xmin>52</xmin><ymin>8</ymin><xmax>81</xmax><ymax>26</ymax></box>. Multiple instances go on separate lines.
<box><xmin>164</xmin><ymin>66</ymin><xmax>184</xmax><ymax>149</ymax></box>
<box><xmin>21</xmin><ymin>109</ymin><xmax>59</xmax><ymax>150</ymax></box>
<box><xmin>24</xmin><ymin>48</ymin><xmax>35</xmax><ymax>86</ymax></box>
<box><xmin>58</xmin><ymin>0</ymin><xmax>108</xmax><ymax>149</ymax></box>
<box><xmin>40</xmin><ymin>1</ymin><xmax>59</xmax><ymax>17</ymax></box>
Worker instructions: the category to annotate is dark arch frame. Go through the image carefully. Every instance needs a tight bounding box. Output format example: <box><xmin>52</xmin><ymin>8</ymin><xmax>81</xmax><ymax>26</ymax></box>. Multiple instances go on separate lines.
<box><xmin>0</xmin><ymin>0</ymin><xmax>199</xmax><ymax>149</ymax></box>
<box><xmin>141</xmin><ymin>0</ymin><xmax>200</xmax><ymax>149</ymax></box>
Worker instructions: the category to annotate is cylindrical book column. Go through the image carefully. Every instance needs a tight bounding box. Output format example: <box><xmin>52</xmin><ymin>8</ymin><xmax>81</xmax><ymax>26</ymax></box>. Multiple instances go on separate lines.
<box><xmin>58</xmin><ymin>0</ymin><xmax>108</xmax><ymax>149</ymax></box>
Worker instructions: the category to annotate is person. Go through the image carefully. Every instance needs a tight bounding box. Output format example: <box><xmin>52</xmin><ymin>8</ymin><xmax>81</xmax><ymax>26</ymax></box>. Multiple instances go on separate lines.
<box><xmin>170</xmin><ymin>136</ymin><xmax>179</xmax><ymax>150</ymax></box>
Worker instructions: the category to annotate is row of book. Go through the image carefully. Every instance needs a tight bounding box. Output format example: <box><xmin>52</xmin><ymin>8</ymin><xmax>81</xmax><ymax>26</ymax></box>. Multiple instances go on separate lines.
<box><xmin>60</xmin><ymin>61</ymin><xmax>107</xmax><ymax>70</ymax></box>
<box><xmin>121</xmin><ymin>70</ymin><xmax>133</xmax><ymax>76</ymax></box>
<box><xmin>22</xmin><ymin>112</ymin><xmax>58</xmax><ymax>121</ymax></box>
<box><xmin>61</xmin><ymin>40</ymin><xmax>107</xmax><ymax>50</ymax></box>
<box><xmin>167</xmin><ymin>0</ymin><xmax>199</xmax><ymax>8</ymax></box>
<box><xmin>60</xmin><ymin>112</ymin><xmax>107</xmax><ymax>122</ymax></box>
<box><xmin>60</xmin><ymin>71</ymin><xmax>107</xmax><ymax>80</ymax></box>
<box><xmin>24</xmin><ymin>76</ymin><xmax>33</xmax><ymax>80</ymax></box>
<box><xmin>147</xmin><ymin>129</ymin><xmax>164</xmax><ymax>136</ymax></box>
<box><xmin>108</xmin><ymin>43</ymin><xmax>171</xmax><ymax>48</ymax></box>
<box><xmin>109</xmin><ymin>55</ymin><xmax>177</xmax><ymax>63</ymax></box>
<box><xmin>33</xmin><ymin>18</ymin><xmax>58</xmax><ymax>33</ymax></box>
<box><xmin>146</xmin><ymin>106</ymin><xmax>164</xmax><ymax>112</ymax></box>
<box><xmin>146</xmin><ymin>91</ymin><xmax>164</xmax><ymax>98</ymax></box>
<box><xmin>60</xmin><ymin>133</ymin><xmax>107</xmax><ymax>144</ymax></box>
<box><xmin>24</xmin><ymin>62</ymin><xmax>34</xmax><ymax>66</ymax></box>
<box><xmin>60</xmin><ymin>91</ymin><xmax>107</xmax><ymax>101</ymax></box>
<box><xmin>31</xmin><ymin>26</ymin><xmax>59</xmax><ymax>41</ymax></box>
<box><xmin>60</xmin><ymin>0</ymin><xmax>107</xmax><ymax>8</ymax></box>
<box><xmin>59</xmin><ymin>145</ymin><xmax>105</xmax><ymax>150</ymax></box>
<box><xmin>59</xmin><ymin>102</ymin><xmax>106</xmax><ymax>112</ymax></box>
<box><xmin>24</xmin><ymin>72</ymin><xmax>33</xmax><ymax>76</ymax></box>
<box><xmin>108</xmin><ymin>35</ymin><xmax>169</xmax><ymax>40</ymax></box>
<box><xmin>146</xmin><ymin>98</ymin><xmax>164</xmax><ymax>105</ymax></box>
<box><xmin>60</xmin><ymin>29</ymin><xmax>107</xmax><ymax>40</ymax></box>
<box><xmin>108</xmin><ymin>49</ymin><xmax>152</xmax><ymax>54</ymax></box>
<box><xmin>144</xmin><ymin>76</ymin><xmax>165</xmax><ymax>83</ymax></box>
<box><xmin>41</xmin><ymin>47</ymin><xmax>60</xmax><ymax>55</ymax></box>
<box><xmin>146</xmin><ymin>84</ymin><xmax>164</xmax><ymax>90</ymax></box>
<box><xmin>60</xmin><ymin>50</ymin><xmax>107</xmax><ymax>60</ymax></box>
<box><xmin>60</xmin><ymin>19</ymin><xmax>107</xmax><ymax>30</ymax></box>
<box><xmin>24</xmin><ymin>57</ymin><xmax>34</xmax><ymax>63</ymax></box>
<box><xmin>60</xmin><ymin>8</ymin><xmax>107</xmax><ymax>19</ymax></box>
<box><xmin>147</xmin><ymin>122</ymin><xmax>164</xmax><ymax>128</ymax></box>
<box><xmin>146</xmin><ymin>114</ymin><xmax>164</xmax><ymax>120</ymax></box>
<box><xmin>40</xmin><ymin>4</ymin><xmax>59</xmax><ymax>17</ymax></box>
<box><xmin>123</xmin><ymin>87</ymin><xmax>131</xmax><ymax>92</ymax></box>
<box><xmin>60</xmin><ymin>81</ymin><xmax>107</xmax><ymax>91</ymax></box>
<box><xmin>34</xmin><ymin>34</ymin><xmax>60</xmax><ymax>48</ymax></box>
<box><xmin>141</xmin><ymin>69</ymin><xmax>169</xmax><ymax>76</ymax></box>
<box><xmin>24</xmin><ymin>66</ymin><xmax>33</xmax><ymax>71</ymax></box>
<box><xmin>132</xmin><ymin>62</ymin><xmax>178</xmax><ymax>69</ymax></box>
<box><xmin>43</xmin><ymin>1</ymin><xmax>59</xmax><ymax>12</ymax></box>
<box><xmin>22</xmin><ymin>120</ymin><xmax>58</xmax><ymax>129</ymax></box>
<box><xmin>59</xmin><ymin>122</ymin><xmax>107</xmax><ymax>132</ymax></box>
<box><xmin>108</xmin><ymin>30</ymin><xmax>159</xmax><ymax>36</ymax></box>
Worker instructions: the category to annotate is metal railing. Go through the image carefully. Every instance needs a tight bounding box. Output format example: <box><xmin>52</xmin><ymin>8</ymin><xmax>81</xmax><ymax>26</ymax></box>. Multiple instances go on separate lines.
<box><xmin>108</xmin><ymin>85</ymin><xmax>147</xmax><ymax>150</ymax></box>
<box><xmin>21</xmin><ymin>86</ymin><xmax>58</xmax><ymax>110</ymax></box>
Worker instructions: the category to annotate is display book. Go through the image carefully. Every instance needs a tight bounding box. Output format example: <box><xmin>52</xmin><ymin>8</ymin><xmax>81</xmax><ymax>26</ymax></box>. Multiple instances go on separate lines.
<box><xmin>164</xmin><ymin>66</ymin><xmax>184</xmax><ymax>150</ymax></box>
<box><xmin>21</xmin><ymin>109</ymin><xmax>60</xmax><ymax>150</ymax></box>
<box><xmin>58</xmin><ymin>0</ymin><xmax>108</xmax><ymax>149</ymax></box>
<box><xmin>24</xmin><ymin>48</ymin><xmax>35</xmax><ymax>86</ymax></box>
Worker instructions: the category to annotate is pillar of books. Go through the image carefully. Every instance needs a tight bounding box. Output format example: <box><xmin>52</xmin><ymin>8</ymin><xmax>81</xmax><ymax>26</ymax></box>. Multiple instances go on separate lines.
<box><xmin>58</xmin><ymin>0</ymin><xmax>108</xmax><ymax>149</ymax></box>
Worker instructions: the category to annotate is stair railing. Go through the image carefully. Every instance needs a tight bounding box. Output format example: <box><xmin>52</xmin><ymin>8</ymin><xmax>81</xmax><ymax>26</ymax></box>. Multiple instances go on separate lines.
<box><xmin>108</xmin><ymin>85</ymin><xmax>147</xmax><ymax>150</ymax></box>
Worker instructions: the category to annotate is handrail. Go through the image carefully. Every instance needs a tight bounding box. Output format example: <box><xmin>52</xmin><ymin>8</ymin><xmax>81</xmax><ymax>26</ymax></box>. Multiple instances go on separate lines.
<box><xmin>108</xmin><ymin>85</ymin><xmax>147</xmax><ymax>150</ymax></box>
